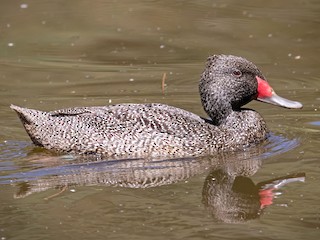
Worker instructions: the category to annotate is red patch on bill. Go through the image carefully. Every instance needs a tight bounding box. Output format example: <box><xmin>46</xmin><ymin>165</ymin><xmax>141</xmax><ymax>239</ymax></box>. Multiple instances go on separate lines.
<box><xmin>256</xmin><ymin>76</ymin><xmax>273</xmax><ymax>98</ymax></box>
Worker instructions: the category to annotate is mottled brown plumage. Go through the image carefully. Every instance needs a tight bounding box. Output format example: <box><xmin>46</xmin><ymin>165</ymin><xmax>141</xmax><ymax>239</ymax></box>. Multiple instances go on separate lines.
<box><xmin>11</xmin><ymin>55</ymin><xmax>302</xmax><ymax>158</ymax></box>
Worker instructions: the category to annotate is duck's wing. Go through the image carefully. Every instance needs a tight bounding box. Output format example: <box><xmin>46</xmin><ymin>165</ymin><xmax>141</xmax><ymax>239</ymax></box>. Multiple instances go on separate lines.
<box><xmin>49</xmin><ymin>103</ymin><xmax>206</xmax><ymax>124</ymax></box>
<box><xmin>49</xmin><ymin>107</ymin><xmax>93</xmax><ymax>116</ymax></box>
<box><xmin>49</xmin><ymin>103</ymin><xmax>209</xmax><ymax>137</ymax></box>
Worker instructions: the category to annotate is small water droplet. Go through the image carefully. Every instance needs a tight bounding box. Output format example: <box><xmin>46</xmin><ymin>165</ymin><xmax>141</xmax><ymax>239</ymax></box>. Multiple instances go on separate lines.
<box><xmin>20</xmin><ymin>3</ymin><xmax>28</xmax><ymax>9</ymax></box>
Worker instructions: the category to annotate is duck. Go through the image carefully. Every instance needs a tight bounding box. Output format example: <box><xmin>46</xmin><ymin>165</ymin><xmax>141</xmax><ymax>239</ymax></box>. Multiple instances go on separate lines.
<box><xmin>11</xmin><ymin>54</ymin><xmax>302</xmax><ymax>158</ymax></box>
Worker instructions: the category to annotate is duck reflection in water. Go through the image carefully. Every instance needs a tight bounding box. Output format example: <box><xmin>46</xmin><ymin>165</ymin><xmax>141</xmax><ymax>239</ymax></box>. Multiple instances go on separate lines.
<box><xmin>6</xmin><ymin>144</ymin><xmax>305</xmax><ymax>223</ymax></box>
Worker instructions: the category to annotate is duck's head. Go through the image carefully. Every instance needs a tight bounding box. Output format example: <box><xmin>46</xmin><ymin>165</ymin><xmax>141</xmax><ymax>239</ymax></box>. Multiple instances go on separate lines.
<box><xmin>199</xmin><ymin>54</ymin><xmax>302</xmax><ymax>125</ymax></box>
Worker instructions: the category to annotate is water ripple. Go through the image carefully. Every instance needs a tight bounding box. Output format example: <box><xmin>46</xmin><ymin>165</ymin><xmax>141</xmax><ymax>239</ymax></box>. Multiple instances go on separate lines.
<box><xmin>0</xmin><ymin>132</ymin><xmax>300</xmax><ymax>186</ymax></box>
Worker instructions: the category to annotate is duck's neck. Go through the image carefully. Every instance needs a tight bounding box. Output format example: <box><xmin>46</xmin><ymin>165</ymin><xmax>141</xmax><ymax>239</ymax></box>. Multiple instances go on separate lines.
<box><xmin>199</xmin><ymin>71</ymin><xmax>236</xmax><ymax>126</ymax></box>
<box><xmin>200</xmin><ymin>91</ymin><xmax>233</xmax><ymax>126</ymax></box>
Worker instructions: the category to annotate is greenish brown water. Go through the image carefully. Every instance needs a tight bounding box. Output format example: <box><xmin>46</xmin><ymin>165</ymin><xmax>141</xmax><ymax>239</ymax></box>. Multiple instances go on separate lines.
<box><xmin>0</xmin><ymin>0</ymin><xmax>319</xmax><ymax>239</ymax></box>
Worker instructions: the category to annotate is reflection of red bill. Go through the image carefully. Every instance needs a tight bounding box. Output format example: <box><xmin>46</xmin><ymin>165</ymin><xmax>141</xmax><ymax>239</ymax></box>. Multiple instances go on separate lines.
<box><xmin>259</xmin><ymin>188</ymin><xmax>275</xmax><ymax>209</ymax></box>
<box><xmin>257</xmin><ymin>173</ymin><xmax>305</xmax><ymax>209</ymax></box>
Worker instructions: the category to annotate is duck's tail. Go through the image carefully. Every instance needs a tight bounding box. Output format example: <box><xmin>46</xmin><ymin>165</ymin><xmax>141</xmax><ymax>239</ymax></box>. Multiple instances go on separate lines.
<box><xmin>10</xmin><ymin>104</ymin><xmax>43</xmax><ymax>125</ymax></box>
<box><xmin>11</xmin><ymin>104</ymin><xmax>48</xmax><ymax>146</ymax></box>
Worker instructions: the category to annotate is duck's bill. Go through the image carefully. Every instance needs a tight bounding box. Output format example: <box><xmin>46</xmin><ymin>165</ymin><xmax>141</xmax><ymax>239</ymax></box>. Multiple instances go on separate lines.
<box><xmin>256</xmin><ymin>76</ymin><xmax>303</xmax><ymax>109</ymax></box>
<box><xmin>257</xmin><ymin>92</ymin><xmax>303</xmax><ymax>109</ymax></box>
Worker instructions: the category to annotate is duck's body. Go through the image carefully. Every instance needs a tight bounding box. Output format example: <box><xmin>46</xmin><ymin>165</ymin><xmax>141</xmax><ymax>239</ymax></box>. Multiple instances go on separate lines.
<box><xmin>10</xmin><ymin>103</ymin><xmax>266</xmax><ymax>158</ymax></box>
<box><xmin>11</xmin><ymin>55</ymin><xmax>302</xmax><ymax>158</ymax></box>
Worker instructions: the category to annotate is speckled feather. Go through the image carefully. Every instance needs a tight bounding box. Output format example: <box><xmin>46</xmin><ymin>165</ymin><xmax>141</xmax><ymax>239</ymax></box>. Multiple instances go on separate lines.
<box><xmin>11</xmin><ymin>55</ymin><xmax>269</xmax><ymax>158</ymax></box>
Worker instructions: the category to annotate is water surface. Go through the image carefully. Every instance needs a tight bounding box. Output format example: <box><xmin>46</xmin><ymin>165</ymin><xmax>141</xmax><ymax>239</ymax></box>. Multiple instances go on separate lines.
<box><xmin>0</xmin><ymin>1</ymin><xmax>319</xmax><ymax>239</ymax></box>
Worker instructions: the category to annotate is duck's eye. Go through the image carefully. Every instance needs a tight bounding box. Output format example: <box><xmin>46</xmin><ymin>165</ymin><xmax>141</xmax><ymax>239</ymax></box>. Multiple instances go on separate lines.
<box><xmin>232</xmin><ymin>70</ymin><xmax>242</xmax><ymax>77</ymax></box>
